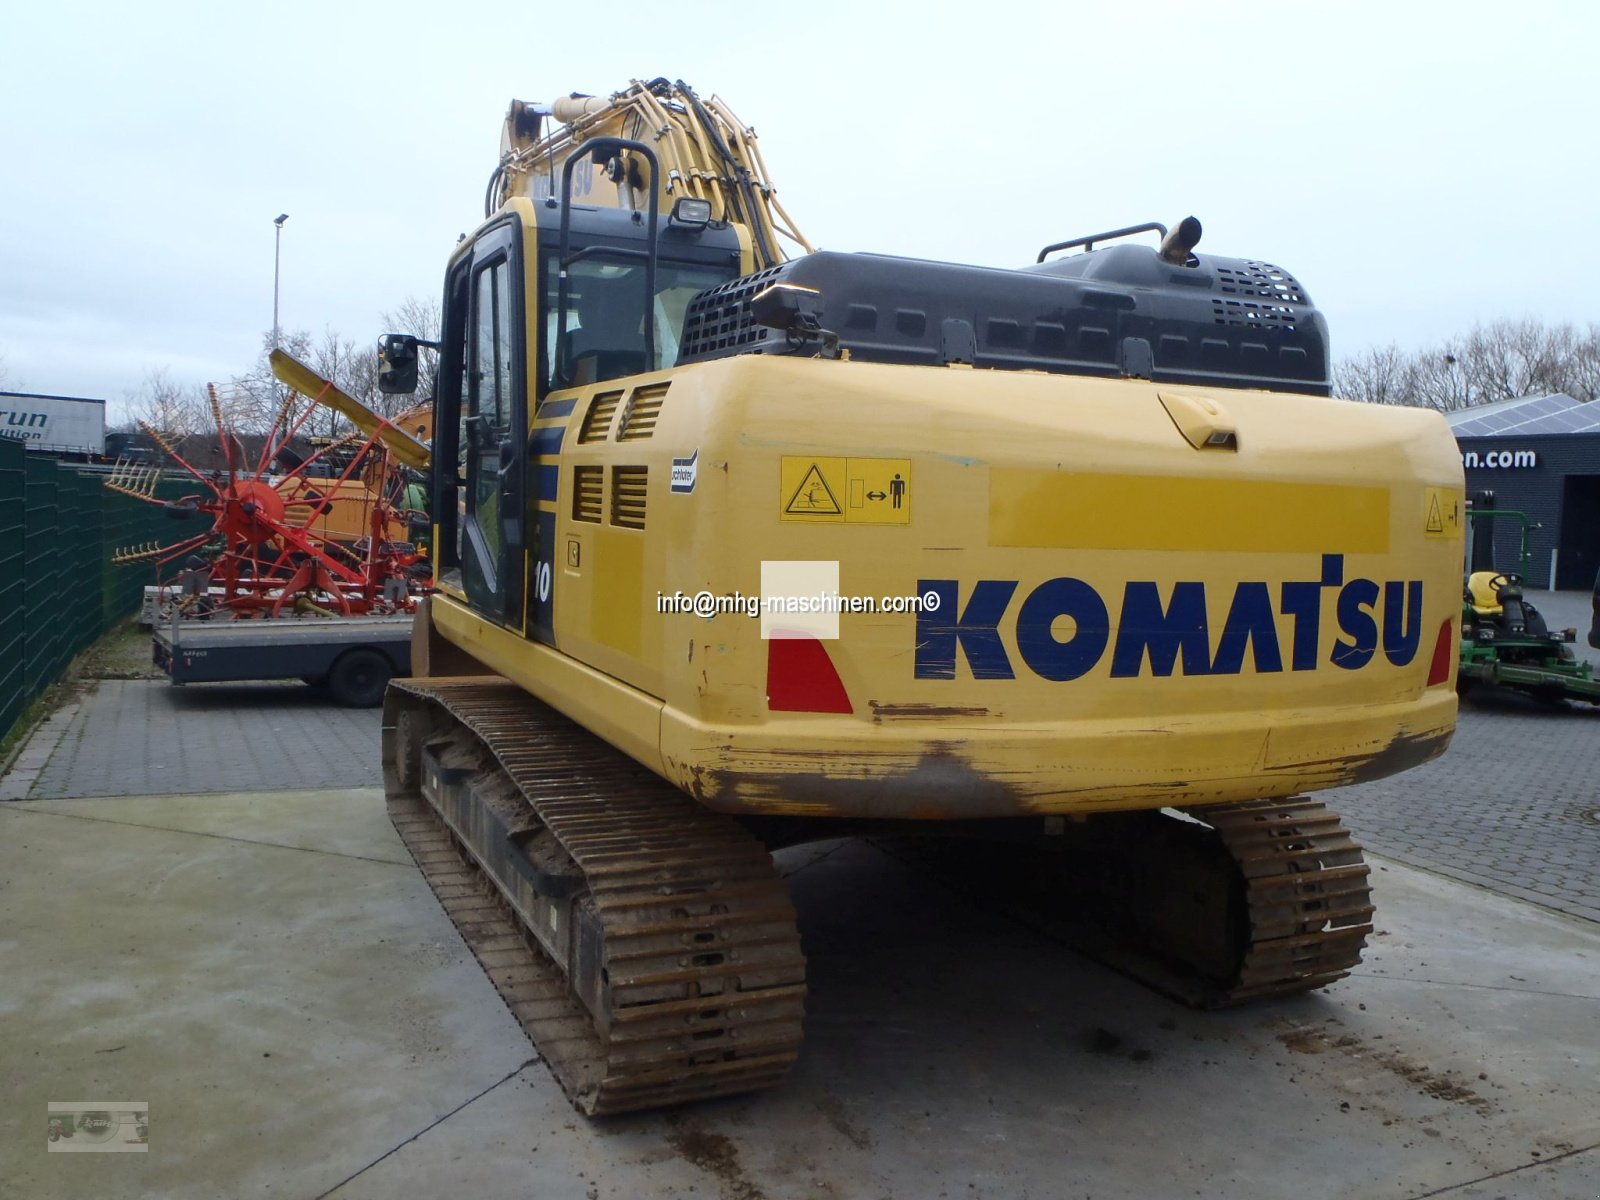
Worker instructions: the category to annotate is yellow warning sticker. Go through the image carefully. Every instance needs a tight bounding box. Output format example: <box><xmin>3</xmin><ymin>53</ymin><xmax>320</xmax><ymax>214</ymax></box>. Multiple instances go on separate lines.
<box><xmin>1423</xmin><ymin>486</ymin><xmax>1463</xmax><ymax>539</ymax></box>
<box><xmin>784</xmin><ymin>459</ymin><xmax>844</xmax><ymax>516</ymax></box>
<box><xmin>781</xmin><ymin>457</ymin><xmax>911</xmax><ymax>524</ymax></box>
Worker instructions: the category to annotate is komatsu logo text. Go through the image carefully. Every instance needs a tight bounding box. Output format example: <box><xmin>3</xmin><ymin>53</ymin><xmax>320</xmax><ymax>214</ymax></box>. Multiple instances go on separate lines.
<box><xmin>915</xmin><ymin>555</ymin><xmax>1423</xmax><ymax>681</ymax></box>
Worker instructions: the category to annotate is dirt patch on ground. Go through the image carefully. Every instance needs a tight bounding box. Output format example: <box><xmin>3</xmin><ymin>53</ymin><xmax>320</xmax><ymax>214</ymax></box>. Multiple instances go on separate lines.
<box><xmin>667</xmin><ymin>1127</ymin><xmax>768</xmax><ymax>1200</ymax></box>
<box><xmin>1084</xmin><ymin>1026</ymin><xmax>1156</xmax><ymax>1063</ymax></box>
<box><xmin>816</xmin><ymin>1093</ymin><xmax>872</xmax><ymax>1151</ymax></box>
<box><xmin>82</xmin><ymin>622</ymin><xmax>162</xmax><ymax>680</ymax></box>
<box><xmin>1276</xmin><ymin>1024</ymin><xmax>1491</xmax><ymax>1111</ymax></box>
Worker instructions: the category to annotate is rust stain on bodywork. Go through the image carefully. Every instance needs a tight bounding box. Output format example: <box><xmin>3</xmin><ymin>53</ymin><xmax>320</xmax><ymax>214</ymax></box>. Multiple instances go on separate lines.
<box><xmin>1272</xmin><ymin>728</ymin><xmax>1454</xmax><ymax>788</ymax></box>
<box><xmin>688</xmin><ymin>741</ymin><xmax>1023</xmax><ymax>820</ymax></box>
<box><xmin>867</xmin><ymin>700</ymin><xmax>990</xmax><ymax>723</ymax></box>
<box><xmin>1343</xmin><ymin>728</ymin><xmax>1454</xmax><ymax>784</ymax></box>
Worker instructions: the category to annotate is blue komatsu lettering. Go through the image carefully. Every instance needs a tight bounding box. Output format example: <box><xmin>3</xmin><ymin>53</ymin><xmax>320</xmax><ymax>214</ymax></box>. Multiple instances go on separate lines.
<box><xmin>1015</xmin><ymin>578</ymin><xmax>1110</xmax><ymax>682</ymax></box>
<box><xmin>915</xmin><ymin>579</ymin><xmax>1017</xmax><ymax>679</ymax></box>
<box><xmin>1212</xmin><ymin>581</ymin><xmax>1283</xmax><ymax>674</ymax></box>
<box><xmin>1331</xmin><ymin>578</ymin><xmax>1380</xmax><ymax>670</ymax></box>
<box><xmin>1383</xmin><ymin>580</ymin><xmax>1424</xmax><ymax>666</ymax></box>
<box><xmin>916</xmin><ymin>567</ymin><xmax>1426</xmax><ymax>683</ymax></box>
<box><xmin>1278</xmin><ymin>581</ymin><xmax>1323</xmax><ymax>671</ymax></box>
<box><xmin>1111</xmin><ymin>581</ymin><xmax>1211</xmax><ymax>677</ymax></box>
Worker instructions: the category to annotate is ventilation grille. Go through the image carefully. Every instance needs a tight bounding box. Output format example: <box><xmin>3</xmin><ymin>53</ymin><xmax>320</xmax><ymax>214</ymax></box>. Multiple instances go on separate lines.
<box><xmin>578</xmin><ymin>390</ymin><xmax>624</xmax><ymax>443</ymax></box>
<box><xmin>610</xmin><ymin>466</ymin><xmax>647</xmax><ymax>529</ymax></box>
<box><xmin>618</xmin><ymin>382</ymin><xmax>669</xmax><ymax>441</ymax></box>
<box><xmin>677</xmin><ymin>265</ymin><xmax>785</xmax><ymax>360</ymax></box>
<box><xmin>1215</xmin><ymin>261</ymin><xmax>1307</xmax><ymax>305</ymax></box>
<box><xmin>1211</xmin><ymin>298</ymin><xmax>1298</xmax><ymax>331</ymax></box>
<box><xmin>572</xmin><ymin>465</ymin><xmax>603</xmax><ymax>523</ymax></box>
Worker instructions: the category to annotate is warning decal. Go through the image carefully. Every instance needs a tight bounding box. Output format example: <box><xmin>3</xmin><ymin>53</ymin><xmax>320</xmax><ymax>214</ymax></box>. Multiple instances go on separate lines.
<box><xmin>1423</xmin><ymin>486</ymin><xmax>1463</xmax><ymax>540</ymax></box>
<box><xmin>785</xmin><ymin>462</ymin><xmax>843</xmax><ymax>515</ymax></box>
<box><xmin>781</xmin><ymin>457</ymin><xmax>911</xmax><ymax>524</ymax></box>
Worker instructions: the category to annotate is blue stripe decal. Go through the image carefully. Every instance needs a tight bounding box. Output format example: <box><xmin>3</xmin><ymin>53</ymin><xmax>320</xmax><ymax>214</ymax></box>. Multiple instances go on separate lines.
<box><xmin>530</xmin><ymin>426</ymin><xmax>566</xmax><ymax>456</ymax></box>
<box><xmin>538</xmin><ymin>397</ymin><xmax>577</xmax><ymax>418</ymax></box>
<box><xmin>537</xmin><ymin>464</ymin><xmax>560</xmax><ymax>502</ymax></box>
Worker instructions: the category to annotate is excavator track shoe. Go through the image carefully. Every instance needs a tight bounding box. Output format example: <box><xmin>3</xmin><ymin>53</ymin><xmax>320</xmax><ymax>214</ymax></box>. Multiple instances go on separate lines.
<box><xmin>383</xmin><ymin>678</ymin><xmax>806</xmax><ymax>1115</ymax></box>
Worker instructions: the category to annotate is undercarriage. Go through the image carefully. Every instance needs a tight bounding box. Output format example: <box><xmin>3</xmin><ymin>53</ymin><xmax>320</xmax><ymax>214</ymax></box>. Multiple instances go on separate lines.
<box><xmin>384</xmin><ymin>678</ymin><xmax>1374</xmax><ymax>1114</ymax></box>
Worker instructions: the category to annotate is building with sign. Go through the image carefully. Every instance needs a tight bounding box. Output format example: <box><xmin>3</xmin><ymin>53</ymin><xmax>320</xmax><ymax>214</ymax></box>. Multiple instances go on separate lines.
<box><xmin>1448</xmin><ymin>393</ymin><xmax>1600</xmax><ymax>588</ymax></box>
<box><xmin>0</xmin><ymin>391</ymin><xmax>105</xmax><ymax>457</ymax></box>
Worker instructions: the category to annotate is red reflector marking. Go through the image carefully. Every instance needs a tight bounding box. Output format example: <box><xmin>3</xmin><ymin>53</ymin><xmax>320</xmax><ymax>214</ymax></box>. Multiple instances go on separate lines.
<box><xmin>1426</xmin><ymin>618</ymin><xmax>1454</xmax><ymax>687</ymax></box>
<box><xmin>767</xmin><ymin>637</ymin><xmax>853</xmax><ymax>713</ymax></box>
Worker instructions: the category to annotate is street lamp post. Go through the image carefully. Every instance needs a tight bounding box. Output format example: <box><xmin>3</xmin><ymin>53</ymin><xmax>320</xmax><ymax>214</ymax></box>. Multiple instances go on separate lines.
<box><xmin>273</xmin><ymin>214</ymin><xmax>289</xmax><ymax>348</ymax></box>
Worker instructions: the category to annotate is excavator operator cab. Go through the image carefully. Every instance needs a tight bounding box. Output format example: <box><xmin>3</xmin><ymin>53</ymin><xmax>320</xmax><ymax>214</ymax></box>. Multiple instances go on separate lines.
<box><xmin>424</xmin><ymin>138</ymin><xmax>743</xmax><ymax>627</ymax></box>
<box><xmin>545</xmin><ymin>137</ymin><xmax>743</xmax><ymax>392</ymax></box>
<box><xmin>552</xmin><ymin>255</ymin><xmax>737</xmax><ymax>389</ymax></box>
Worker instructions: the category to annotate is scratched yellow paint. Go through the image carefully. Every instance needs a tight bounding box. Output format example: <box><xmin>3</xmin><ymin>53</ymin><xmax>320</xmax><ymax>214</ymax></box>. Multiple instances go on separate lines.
<box><xmin>989</xmin><ymin>471</ymin><xmax>1391</xmax><ymax>554</ymax></box>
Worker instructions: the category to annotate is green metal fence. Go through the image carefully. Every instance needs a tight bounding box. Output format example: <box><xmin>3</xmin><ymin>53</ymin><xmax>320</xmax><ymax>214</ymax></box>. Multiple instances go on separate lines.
<box><xmin>0</xmin><ymin>438</ymin><xmax>193</xmax><ymax>744</ymax></box>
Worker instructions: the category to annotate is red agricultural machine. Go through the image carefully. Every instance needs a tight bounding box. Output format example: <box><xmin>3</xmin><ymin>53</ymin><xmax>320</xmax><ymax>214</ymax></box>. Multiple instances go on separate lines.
<box><xmin>106</xmin><ymin>352</ymin><xmax>433</xmax><ymax>619</ymax></box>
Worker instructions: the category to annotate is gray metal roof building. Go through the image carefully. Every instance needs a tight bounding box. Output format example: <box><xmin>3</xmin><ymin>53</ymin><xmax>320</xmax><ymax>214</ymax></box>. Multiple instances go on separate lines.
<box><xmin>1447</xmin><ymin>393</ymin><xmax>1600</xmax><ymax>588</ymax></box>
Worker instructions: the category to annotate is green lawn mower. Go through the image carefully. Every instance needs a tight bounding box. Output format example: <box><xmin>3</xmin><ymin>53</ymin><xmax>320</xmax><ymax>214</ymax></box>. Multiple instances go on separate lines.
<box><xmin>1459</xmin><ymin>509</ymin><xmax>1600</xmax><ymax>706</ymax></box>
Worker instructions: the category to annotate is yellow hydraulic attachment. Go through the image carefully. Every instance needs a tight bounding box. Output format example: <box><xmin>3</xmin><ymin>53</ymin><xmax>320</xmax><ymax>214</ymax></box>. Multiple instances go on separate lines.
<box><xmin>269</xmin><ymin>349</ymin><xmax>432</xmax><ymax>471</ymax></box>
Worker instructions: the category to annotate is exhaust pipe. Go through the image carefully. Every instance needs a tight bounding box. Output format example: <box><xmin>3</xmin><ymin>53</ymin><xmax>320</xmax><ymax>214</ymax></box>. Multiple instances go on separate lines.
<box><xmin>1158</xmin><ymin>216</ymin><xmax>1203</xmax><ymax>264</ymax></box>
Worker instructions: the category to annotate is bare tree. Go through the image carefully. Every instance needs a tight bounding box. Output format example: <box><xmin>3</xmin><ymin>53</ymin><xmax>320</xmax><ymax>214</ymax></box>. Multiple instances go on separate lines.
<box><xmin>1334</xmin><ymin>344</ymin><xmax>1424</xmax><ymax>407</ymax></box>
<box><xmin>124</xmin><ymin>366</ymin><xmax>208</xmax><ymax>437</ymax></box>
<box><xmin>1336</xmin><ymin>319</ymin><xmax>1600</xmax><ymax>411</ymax></box>
<box><xmin>307</xmin><ymin>328</ymin><xmax>377</xmax><ymax>439</ymax></box>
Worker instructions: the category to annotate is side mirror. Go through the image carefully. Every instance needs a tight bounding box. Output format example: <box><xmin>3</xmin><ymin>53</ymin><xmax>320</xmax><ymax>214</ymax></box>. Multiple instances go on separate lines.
<box><xmin>750</xmin><ymin>283</ymin><xmax>822</xmax><ymax>332</ymax></box>
<box><xmin>749</xmin><ymin>283</ymin><xmax>841</xmax><ymax>360</ymax></box>
<box><xmin>378</xmin><ymin>333</ymin><xmax>420</xmax><ymax>395</ymax></box>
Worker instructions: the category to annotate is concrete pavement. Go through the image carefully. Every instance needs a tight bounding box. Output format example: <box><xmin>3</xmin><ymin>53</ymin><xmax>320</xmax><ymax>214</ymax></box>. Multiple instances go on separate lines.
<box><xmin>4</xmin><ymin>624</ymin><xmax>1600</xmax><ymax>1199</ymax></box>
<box><xmin>2</xmin><ymin>784</ymin><xmax>1598</xmax><ymax>1199</ymax></box>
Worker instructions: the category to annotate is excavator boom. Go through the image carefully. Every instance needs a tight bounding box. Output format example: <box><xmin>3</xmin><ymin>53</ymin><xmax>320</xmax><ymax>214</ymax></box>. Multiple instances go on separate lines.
<box><xmin>493</xmin><ymin>78</ymin><xmax>812</xmax><ymax>270</ymax></box>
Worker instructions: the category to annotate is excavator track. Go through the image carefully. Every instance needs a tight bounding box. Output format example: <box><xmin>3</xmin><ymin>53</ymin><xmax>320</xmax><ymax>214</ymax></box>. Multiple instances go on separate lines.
<box><xmin>1073</xmin><ymin>797</ymin><xmax>1376</xmax><ymax>1008</ymax></box>
<box><xmin>1189</xmin><ymin>797</ymin><xmax>1374</xmax><ymax>1006</ymax></box>
<box><xmin>382</xmin><ymin>678</ymin><xmax>806</xmax><ymax>1116</ymax></box>
<box><xmin>883</xmin><ymin>796</ymin><xmax>1373</xmax><ymax>1010</ymax></box>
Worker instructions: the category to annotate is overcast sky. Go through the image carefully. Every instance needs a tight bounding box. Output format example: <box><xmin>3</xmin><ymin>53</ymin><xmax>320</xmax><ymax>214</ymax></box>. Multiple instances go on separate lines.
<box><xmin>2</xmin><ymin>1</ymin><xmax>1596</xmax><ymax>420</ymax></box>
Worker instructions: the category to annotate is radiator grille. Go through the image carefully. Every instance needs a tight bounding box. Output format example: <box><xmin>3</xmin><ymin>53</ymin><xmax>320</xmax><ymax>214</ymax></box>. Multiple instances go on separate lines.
<box><xmin>610</xmin><ymin>466</ymin><xmax>647</xmax><ymax>529</ymax></box>
<box><xmin>618</xmin><ymin>383</ymin><xmax>669</xmax><ymax>441</ymax></box>
<box><xmin>572</xmin><ymin>465</ymin><xmax>603</xmax><ymax>523</ymax></box>
<box><xmin>578</xmin><ymin>390</ymin><xmax>624</xmax><ymax>443</ymax></box>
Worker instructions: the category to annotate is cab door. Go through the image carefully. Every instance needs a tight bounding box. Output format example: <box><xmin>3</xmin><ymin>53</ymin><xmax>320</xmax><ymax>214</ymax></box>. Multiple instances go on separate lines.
<box><xmin>438</xmin><ymin>222</ymin><xmax>526</xmax><ymax>628</ymax></box>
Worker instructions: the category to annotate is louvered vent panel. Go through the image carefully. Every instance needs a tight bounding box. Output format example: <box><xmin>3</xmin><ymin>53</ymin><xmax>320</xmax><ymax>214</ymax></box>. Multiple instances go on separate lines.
<box><xmin>578</xmin><ymin>390</ymin><xmax>624</xmax><ymax>443</ymax></box>
<box><xmin>610</xmin><ymin>466</ymin><xmax>648</xmax><ymax>530</ymax></box>
<box><xmin>572</xmin><ymin>465</ymin><xmax>603</xmax><ymax>523</ymax></box>
<box><xmin>617</xmin><ymin>382</ymin><xmax>670</xmax><ymax>441</ymax></box>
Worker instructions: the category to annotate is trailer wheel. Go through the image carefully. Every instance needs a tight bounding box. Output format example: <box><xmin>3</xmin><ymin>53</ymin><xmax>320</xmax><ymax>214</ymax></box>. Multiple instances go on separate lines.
<box><xmin>327</xmin><ymin>649</ymin><xmax>392</xmax><ymax>708</ymax></box>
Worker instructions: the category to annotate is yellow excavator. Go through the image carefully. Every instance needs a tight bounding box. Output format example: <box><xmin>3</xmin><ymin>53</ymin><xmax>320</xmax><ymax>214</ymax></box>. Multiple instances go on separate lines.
<box><xmin>377</xmin><ymin>78</ymin><xmax>1465</xmax><ymax>1115</ymax></box>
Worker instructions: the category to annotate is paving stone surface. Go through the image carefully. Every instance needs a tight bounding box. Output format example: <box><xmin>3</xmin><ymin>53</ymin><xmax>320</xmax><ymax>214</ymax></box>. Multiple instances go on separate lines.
<box><xmin>1</xmin><ymin>679</ymin><xmax>381</xmax><ymax>800</ymax></box>
<box><xmin>4</xmin><ymin>593</ymin><xmax>1597</xmax><ymax>923</ymax></box>
<box><xmin>1331</xmin><ymin>589</ymin><xmax>1600</xmax><ymax>924</ymax></box>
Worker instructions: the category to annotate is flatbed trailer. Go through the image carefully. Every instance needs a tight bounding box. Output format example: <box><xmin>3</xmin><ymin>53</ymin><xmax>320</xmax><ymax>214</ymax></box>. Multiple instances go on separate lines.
<box><xmin>153</xmin><ymin>614</ymin><xmax>412</xmax><ymax>706</ymax></box>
